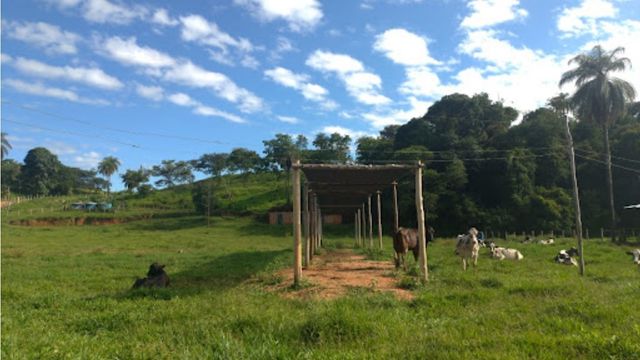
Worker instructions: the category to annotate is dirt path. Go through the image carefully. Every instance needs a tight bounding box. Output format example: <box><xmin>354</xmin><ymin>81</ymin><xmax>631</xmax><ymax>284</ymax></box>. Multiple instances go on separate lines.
<box><xmin>273</xmin><ymin>249</ymin><xmax>414</xmax><ymax>300</ymax></box>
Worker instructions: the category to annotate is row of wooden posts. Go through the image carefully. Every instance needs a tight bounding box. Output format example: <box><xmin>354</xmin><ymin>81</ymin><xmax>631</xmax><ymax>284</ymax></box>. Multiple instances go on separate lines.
<box><xmin>291</xmin><ymin>160</ymin><xmax>430</xmax><ymax>286</ymax></box>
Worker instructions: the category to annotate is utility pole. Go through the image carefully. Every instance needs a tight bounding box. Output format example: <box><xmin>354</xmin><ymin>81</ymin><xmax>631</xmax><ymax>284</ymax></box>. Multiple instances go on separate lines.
<box><xmin>564</xmin><ymin>113</ymin><xmax>585</xmax><ymax>276</ymax></box>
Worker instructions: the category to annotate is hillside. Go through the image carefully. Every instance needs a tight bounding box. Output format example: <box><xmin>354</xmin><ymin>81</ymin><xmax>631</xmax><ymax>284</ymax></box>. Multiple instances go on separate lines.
<box><xmin>2</xmin><ymin>172</ymin><xmax>288</xmax><ymax>224</ymax></box>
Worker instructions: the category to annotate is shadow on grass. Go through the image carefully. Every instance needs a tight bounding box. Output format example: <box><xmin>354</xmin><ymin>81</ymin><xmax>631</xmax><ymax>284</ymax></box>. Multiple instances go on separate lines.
<box><xmin>114</xmin><ymin>249</ymin><xmax>290</xmax><ymax>300</ymax></box>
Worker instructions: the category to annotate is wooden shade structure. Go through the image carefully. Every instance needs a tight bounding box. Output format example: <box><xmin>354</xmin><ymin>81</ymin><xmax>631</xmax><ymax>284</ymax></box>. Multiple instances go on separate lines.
<box><xmin>291</xmin><ymin>162</ymin><xmax>430</xmax><ymax>285</ymax></box>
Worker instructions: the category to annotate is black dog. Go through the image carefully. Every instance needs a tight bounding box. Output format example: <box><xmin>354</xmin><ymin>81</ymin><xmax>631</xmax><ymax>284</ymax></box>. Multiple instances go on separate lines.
<box><xmin>132</xmin><ymin>263</ymin><xmax>170</xmax><ymax>289</ymax></box>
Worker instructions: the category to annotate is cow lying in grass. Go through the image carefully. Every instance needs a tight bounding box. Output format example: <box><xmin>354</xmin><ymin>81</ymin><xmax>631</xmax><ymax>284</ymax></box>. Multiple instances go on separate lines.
<box><xmin>555</xmin><ymin>248</ymin><xmax>579</xmax><ymax>266</ymax></box>
<box><xmin>538</xmin><ymin>238</ymin><xmax>555</xmax><ymax>245</ymax></box>
<box><xmin>456</xmin><ymin>227</ymin><xmax>480</xmax><ymax>270</ymax></box>
<box><xmin>627</xmin><ymin>249</ymin><xmax>640</xmax><ymax>265</ymax></box>
<box><xmin>489</xmin><ymin>243</ymin><xmax>524</xmax><ymax>260</ymax></box>
<box><xmin>132</xmin><ymin>263</ymin><xmax>170</xmax><ymax>289</ymax></box>
<box><xmin>393</xmin><ymin>226</ymin><xmax>434</xmax><ymax>270</ymax></box>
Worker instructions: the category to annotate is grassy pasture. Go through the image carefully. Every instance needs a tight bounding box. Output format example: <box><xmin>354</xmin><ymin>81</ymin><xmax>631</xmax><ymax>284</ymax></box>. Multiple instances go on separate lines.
<box><xmin>2</xmin><ymin>214</ymin><xmax>639</xmax><ymax>359</ymax></box>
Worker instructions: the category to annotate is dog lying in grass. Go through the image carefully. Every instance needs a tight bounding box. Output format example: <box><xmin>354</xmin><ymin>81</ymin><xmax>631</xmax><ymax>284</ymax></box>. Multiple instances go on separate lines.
<box><xmin>132</xmin><ymin>263</ymin><xmax>170</xmax><ymax>289</ymax></box>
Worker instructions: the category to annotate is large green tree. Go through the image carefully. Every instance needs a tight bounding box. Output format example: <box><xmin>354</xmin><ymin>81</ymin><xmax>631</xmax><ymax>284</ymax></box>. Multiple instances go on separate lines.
<box><xmin>309</xmin><ymin>132</ymin><xmax>351</xmax><ymax>163</ymax></box>
<box><xmin>20</xmin><ymin>147</ymin><xmax>62</xmax><ymax>196</ymax></box>
<box><xmin>227</xmin><ymin>148</ymin><xmax>262</xmax><ymax>174</ymax></box>
<box><xmin>151</xmin><ymin>160</ymin><xmax>194</xmax><ymax>188</ymax></box>
<box><xmin>1</xmin><ymin>159</ymin><xmax>21</xmax><ymax>196</ymax></box>
<box><xmin>121</xmin><ymin>167</ymin><xmax>150</xmax><ymax>193</ymax></box>
<box><xmin>560</xmin><ymin>45</ymin><xmax>636</xmax><ymax>241</ymax></box>
<box><xmin>97</xmin><ymin>156</ymin><xmax>121</xmax><ymax>195</ymax></box>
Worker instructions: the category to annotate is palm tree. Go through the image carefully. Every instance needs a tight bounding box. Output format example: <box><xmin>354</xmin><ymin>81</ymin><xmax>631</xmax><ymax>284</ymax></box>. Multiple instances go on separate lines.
<box><xmin>559</xmin><ymin>45</ymin><xmax>636</xmax><ymax>242</ymax></box>
<box><xmin>548</xmin><ymin>93</ymin><xmax>585</xmax><ymax>275</ymax></box>
<box><xmin>1</xmin><ymin>132</ymin><xmax>12</xmax><ymax>160</ymax></box>
<box><xmin>97</xmin><ymin>156</ymin><xmax>121</xmax><ymax>195</ymax></box>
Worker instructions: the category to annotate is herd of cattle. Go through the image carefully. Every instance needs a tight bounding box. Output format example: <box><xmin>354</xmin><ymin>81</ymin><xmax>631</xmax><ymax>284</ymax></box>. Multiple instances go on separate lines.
<box><xmin>393</xmin><ymin>226</ymin><xmax>640</xmax><ymax>271</ymax></box>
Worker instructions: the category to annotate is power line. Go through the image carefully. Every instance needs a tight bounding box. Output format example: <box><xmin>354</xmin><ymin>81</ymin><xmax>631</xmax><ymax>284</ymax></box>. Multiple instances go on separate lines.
<box><xmin>574</xmin><ymin>147</ymin><xmax>640</xmax><ymax>165</ymax></box>
<box><xmin>2</xmin><ymin>118</ymin><xmax>142</xmax><ymax>149</ymax></box>
<box><xmin>574</xmin><ymin>153</ymin><xmax>640</xmax><ymax>175</ymax></box>
<box><xmin>2</xmin><ymin>99</ymin><xmax>231</xmax><ymax>146</ymax></box>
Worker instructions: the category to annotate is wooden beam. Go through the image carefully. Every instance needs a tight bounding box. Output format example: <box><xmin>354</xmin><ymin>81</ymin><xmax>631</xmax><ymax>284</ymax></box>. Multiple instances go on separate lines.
<box><xmin>415</xmin><ymin>161</ymin><xmax>428</xmax><ymax>283</ymax></box>
<box><xmin>368</xmin><ymin>195</ymin><xmax>373</xmax><ymax>248</ymax></box>
<box><xmin>292</xmin><ymin>159</ymin><xmax>302</xmax><ymax>286</ymax></box>
<box><xmin>303</xmin><ymin>185</ymin><xmax>310</xmax><ymax>268</ymax></box>
<box><xmin>392</xmin><ymin>181</ymin><xmax>399</xmax><ymax>234</ymax></box>
<box><xmin>377</xmin><ymin>190</ymin><xmax>383</xmax><ymax>249</ymax></box>
<box><xmin>298</xmin><ymin>164</ymin><xmax>416</xmax><ymax>170</ymax></box>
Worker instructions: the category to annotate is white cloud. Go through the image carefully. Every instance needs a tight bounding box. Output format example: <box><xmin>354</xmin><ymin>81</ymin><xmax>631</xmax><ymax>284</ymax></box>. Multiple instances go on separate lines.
<box><xmin>1</xmin><ymin>54</ymin><xmax>14</xmax><ymax>63</ymax></box>
<box><xmin>11</xmin><ymin>57</ymin><xmax>123</xmax><ymax>90</ymax></box>
<box><xmin>306</xmin><ymin>50</ymin><xmax>390</xmax><ymax>106</ymax></box>
<box><xmin>152</xmin><ymin>8</ymin><xmax>178</xmax><ymax>26</ymax></box>
<box><xmin>4</xmin><ymin>79</ymin><xmax>109</xmax><ymax>105</ymax></box>
<box><xmin>234</xmin><ymin>0</ymin><xmax>323</xmax><ymax>32</ymax></box>
<box><xmin>399</xmin><ymin>66</ymin><xmax>445</xmax><ymax>99</ymax></box>
<box><xmin>373</xmin><ymin>28</ymin><xmax>440</xmax><ymax>66</ymax></box>
<box><xmin>100</xmin><ymin>36</ymin><xmax>264</xmax><ymax>113</ymax></box>
<box><xmin>45</xmin><ymin>140</ymin><xmax>77</xmax><ymax>155</ymax></box>
<box><xmin>362</xmin><ymin>97</ymin><xmax>431</xmax><ymax>129</ymax></box>
<box><xmin>277</xmin><ymin>115</ymin><xmax>300</xmax><ymax>124</ymax></box>
<box><xmin>4</xmin><ymin>21</ymin><xmax>81</xmax><ymax>55</ymax></box>
<box><xmin>167</xmin><ymin>92</ymin><xmax>247</xmax><ymax>123</ymax></box>
<box><xmin>101</xmin><ymin>37</ymin><xmax>176</xmax><ymax>69</ymax></box>
<box><xmin>163</xmin><ymin>61</ymin><xmax>263</xmax><ymax>113</ymax></box>
<box><xmin>168</xmin><ymin>92</ymin><xmax>197</xmax><ymax>107</ymax></box>
<box><xmin>179</xmin><ymin>14</ymin><xmax>257</xmax><ymax>67</ymax></box>
<box><xmin>73</xmin><ymin>151</ymin><xmax>102</xmax><ymax>169</ymax></box>
<box><xmin>320</xmin><ymin>125</ymin><xmax>372</xmax><ymax>140</ymax></box>
<box><xmin>557</xmin><ymin>0</ymin><xmax>618</xmax><ymax>37</ymax></box>
<box><xmin>82</xmin><ymin>0</ymin><xmax>146</xmax><ymax>24</ymax></box>
<box><xmin>460</xmin><ymin>0</ymin><xmax>528</xmax><ymax>29</ymax></box>
<box><xmin>136</xmin><ymin>84</ymin><xmax>164</xmax><ymax>101</ymax></box>
<box><xmin>264</xmin><ymin>67</ymin><xmax>335</xmax><ymax>107</ymax></box>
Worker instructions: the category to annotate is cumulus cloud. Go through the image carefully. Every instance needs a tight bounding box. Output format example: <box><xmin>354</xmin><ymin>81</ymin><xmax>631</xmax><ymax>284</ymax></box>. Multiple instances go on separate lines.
<box><xmin>167</xmin><ymin>92</ymin><xmax>247</xmax><ymax>123</ymax></box>
<box><xmin>136</xmin><ymin>84</ymin><xmax>164</xmax><ymax>101</ymax></box>
<box><xmin>73</xmin><ymin>151</ymin><xmax>102</xmax><ymax>169</ymax></box>
<box><xmin>100</xmin><ymin>36</ymin><xmax>264</xmax><ymax>113</ymax></box>
<box><xmin>11</xmin><ymin>57</ymin><xmax>123</xmax><ymax>90</ymax></box>
<box><xmin>179</xmin><ymin>14</ymin><xmax>257</xmax><ymax>68</ymax></box>
<box><xmin>373</xmin><ymin>28</ymin><xmax>440</xmax><ymax>66</ymax></box>
<box><xmin>4</xmin><ymin>21</ymin><xmax>81</xmax><ymax>55</ymax></box>
<box><xmin>4</xmin><ymin>79</ymin><xmax>109</xmax><ymax>105</ymax></box>
<box><xmin>277</xmin><ymin>115</ymin><xmax>300</xmax><ymax>124</ymax></box>
<box><xmin>320</xmin><ymin>125</ymin><xmax>373</xmax><ymax>141</ymax></box>
<box><xmin>234</xmin><ymin>0</ymin><xmax>323</xmax><ymax>32</ymax></box>
<box><xmin>264</xmin><ymin>67</ymin><xmax>336</xmax><ymax>109</ymax></box>
<box><xmin>557</xmin><ymin>0</ymin><xmax>618</xmax><ymax>37</ymax></box>
<box><xmin>82</xmin><ymin>0</ymin><xmax>147</xmax><ymax>24</ymax></box>
<box><xmin>152</xmin><ymin>8</ymin><xmax>178</xmax><ymax>26</ymax></box>
<box><xmin>306</xmin><ymin>50</ymin><xmax>390</xmax><ymax>106</ymax></box>
<box><xmin>460</xmin><ymin>0</ymin><xmax>528</xmax><ymax>29</ymax></box>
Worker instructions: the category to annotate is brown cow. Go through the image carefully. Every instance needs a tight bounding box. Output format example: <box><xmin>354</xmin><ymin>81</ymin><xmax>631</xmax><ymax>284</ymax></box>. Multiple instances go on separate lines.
<box><xmin>393</xmin><ymin>226</ymin><xmax>434</xmax><ymax>270</ymax></box>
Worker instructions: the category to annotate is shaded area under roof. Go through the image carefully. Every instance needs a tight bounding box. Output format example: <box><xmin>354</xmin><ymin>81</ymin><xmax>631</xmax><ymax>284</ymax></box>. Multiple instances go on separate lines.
<box><xmin>299</xmin><ymin>164</ymin><xmax>417</xmax><ymax>212</ymax></box>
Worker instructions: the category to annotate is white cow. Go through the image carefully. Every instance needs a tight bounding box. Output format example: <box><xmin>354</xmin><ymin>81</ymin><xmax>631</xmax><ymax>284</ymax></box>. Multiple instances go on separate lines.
<box><xmin>538</xmin><ymin>238</ymin><xmax>555</xmax><ymax>245</ymax></box>
<box><xmin>456</xmin><ymin>227</ymin><xmax>480</xmax><ymax>270</ymax></box>
<box><xmin>555</xmin><ymin>249</ymin><xmax>578</xmax><ymax>266</ymax></box>
<box><xmin>489</xmin><ymin>243</ymin><xmax>524</xmax><ymax>260</ymax></box>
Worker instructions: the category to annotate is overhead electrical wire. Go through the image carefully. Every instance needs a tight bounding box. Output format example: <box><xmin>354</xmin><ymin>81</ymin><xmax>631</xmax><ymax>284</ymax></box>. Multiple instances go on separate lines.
<box><xmin>574</xmin><ymin>153</ymin><xmax>640</xmax><ymax>175</ymax></box>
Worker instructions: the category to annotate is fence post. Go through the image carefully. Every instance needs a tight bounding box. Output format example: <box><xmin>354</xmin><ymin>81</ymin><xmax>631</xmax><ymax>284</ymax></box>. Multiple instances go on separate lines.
<box><xmin>585</xmin><ymin>228</ymin><xmax>589</xmax><ymax>240</ymax></box>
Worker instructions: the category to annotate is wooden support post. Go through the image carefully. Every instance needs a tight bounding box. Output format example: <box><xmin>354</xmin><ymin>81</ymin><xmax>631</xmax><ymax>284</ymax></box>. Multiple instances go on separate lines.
<box><xmin>415</xmin><ymin>162</ymin><xmax>428</xmax><ymax>283</ymax></box>
<box><xmin>356</xmin><ymin>209</ymin><xmax>361</xmax><ymax>247</ymax></box>
<box><xmin>318</xmin><ymin>208</ymin><xmax>323</xmax><ymax>248</ymax></box>
<box><xmin>585</xmin><ymin>228</ymin><xmax>589</xmax><ymax>240</ymax></box>
<box><xmin>392</xmin><ymin>181</ymin><xmax>399</xmax><ymax>233</ymax></box>
<box><xmin>353</xmin><ymin>211</ymin><xmax>360</xmax><ymax>247</ymax></box>
<box><xmin>303</xmin><ymin>186</ymin><xmax>310</xmax><ymax>268</ymax></box>
<box><xmin>310</xmin><ymin>194</ymin><xmax>316</xmax><ymax>258</ymax></box>
<box><xmin>361</xmin><ymin>203</ymin><xmax>366</xmax><ymax>248</ymax></box>
<box><xmin>376</xmin><ymin>190</ymin><xmax>383</xmax><ymax>250</ymax></box>
<box><xmin>292</xmin><ymin>160</ymin><xmax>302</xmax><ymax>286</ymax></box>
<box><xmin>368</xmin><ymin>195</ymin><xmax>373</xmax><ymax>248</ymax></box>
<box><xmin>600</xmin><ymin>228</ymin><xmax>604</xmax><ymax>241</ymax></box>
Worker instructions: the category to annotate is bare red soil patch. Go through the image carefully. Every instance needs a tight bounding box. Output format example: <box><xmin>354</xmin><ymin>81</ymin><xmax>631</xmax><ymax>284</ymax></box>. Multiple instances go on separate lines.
<box><xmin>273</xmin><ymin>249</ymin><xmax>414</xmax><ymax>300</ymax></box>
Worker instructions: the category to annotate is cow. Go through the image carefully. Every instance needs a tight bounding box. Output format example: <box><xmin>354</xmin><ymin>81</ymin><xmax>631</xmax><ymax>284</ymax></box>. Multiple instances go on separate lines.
<box><xmin>627</xmin><ymin>249</ymin><xmax>640</xmax><ymax>265</ymax></box>
<box><xmin>456</xmin><ymin>227</ymin><xmax>480</xmax><ymax>270</ymax></box>
<box><xmin>538</xmin><ymin>238</ymin><xmax>555</xmax><ymax>245</ymax></box>
<box><xmin>132</xmin><ymin>262</ymin><xmax>170</xmax><ymax>289</ymax></box>
<box><xmin>489</xmin><ymin>243</ymin><xmax>524</xmax><ymax>260</ymax></box>
<box><xmin>555</xmin><ymin>248</ymin><xmax>579</xmax><ymax>266</ymax></box>
<box><xmin>393</xmin><ymin>226</ymin><xmax>434</xmax><ymax>270</ymax></box>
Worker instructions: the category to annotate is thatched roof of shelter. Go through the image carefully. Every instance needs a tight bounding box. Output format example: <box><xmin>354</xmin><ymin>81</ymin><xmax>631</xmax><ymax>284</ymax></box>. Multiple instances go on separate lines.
<box><xmin>298</xmin><ymin>164</ymin><xmax>417</xmax><ymax>211</ymax></box>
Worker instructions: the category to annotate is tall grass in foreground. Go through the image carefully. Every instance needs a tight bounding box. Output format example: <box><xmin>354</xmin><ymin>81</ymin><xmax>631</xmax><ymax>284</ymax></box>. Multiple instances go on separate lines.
<box><xmin>2</xmin><ymin>217</ymin><xmax>639</xmax><ymax>359</ymax></box>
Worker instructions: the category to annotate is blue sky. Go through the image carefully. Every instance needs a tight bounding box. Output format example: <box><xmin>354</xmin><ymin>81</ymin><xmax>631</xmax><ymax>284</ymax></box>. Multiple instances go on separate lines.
<box><xmin>2</xmin><ymin>0</ymin><xmax>639</xmax><ymax>189</ymax></box>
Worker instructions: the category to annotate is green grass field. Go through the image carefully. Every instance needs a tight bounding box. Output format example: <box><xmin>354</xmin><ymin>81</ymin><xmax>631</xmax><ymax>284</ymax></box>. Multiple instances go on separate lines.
<box><xmin>2</xmin><ymin>211</ymin><xmax>639</xmax><ymax>359</ymax></box>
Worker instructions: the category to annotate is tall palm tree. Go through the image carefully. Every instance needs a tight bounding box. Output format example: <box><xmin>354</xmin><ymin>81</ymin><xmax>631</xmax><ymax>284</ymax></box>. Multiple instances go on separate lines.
<box><xmin>97</xmin><ymin>156</ymin><xmax>121</xmax><ymax>195</ymax></box>
<box><xmin>1</xmin><ymin>132</ymin><xmax>12</xmax><ymax>160</ymax></box>
<box><xmin>559</xmin><ymin>45</ymin><xmax>636</xmax><ymax>242</ymax></box>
